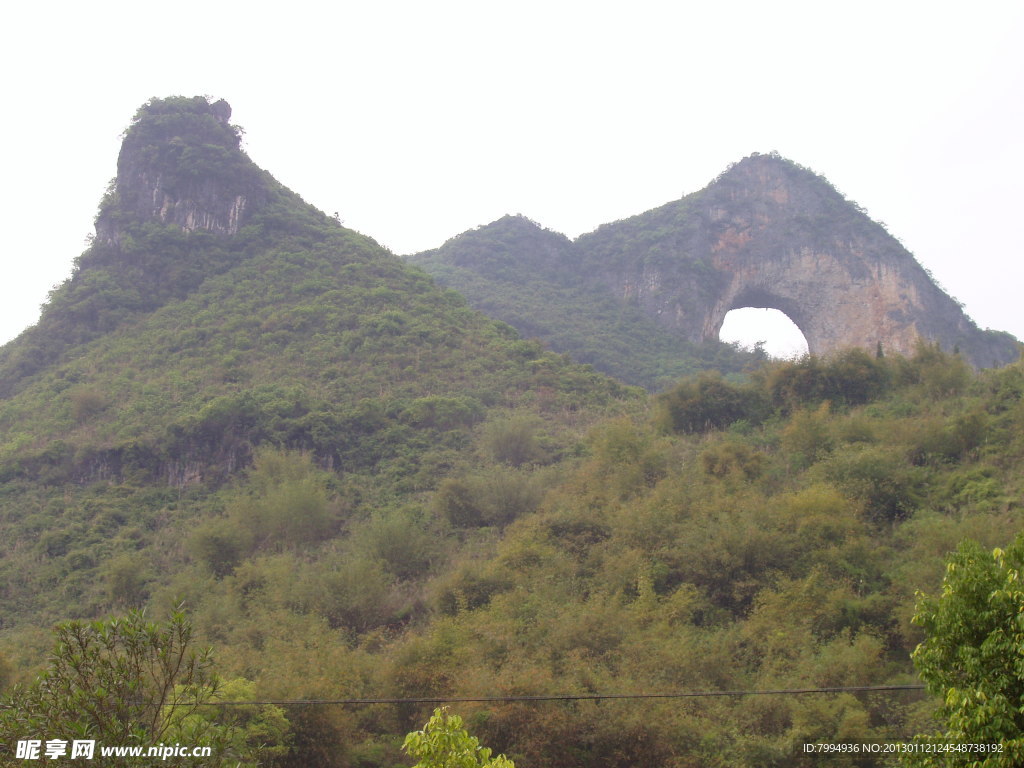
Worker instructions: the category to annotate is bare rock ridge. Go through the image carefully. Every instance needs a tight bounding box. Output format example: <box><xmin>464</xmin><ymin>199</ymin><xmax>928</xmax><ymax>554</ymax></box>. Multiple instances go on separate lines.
<box><xmin>417</xmin><ymin>154</ymin><xmax>1020</xmax><ymax>370</ymax></box>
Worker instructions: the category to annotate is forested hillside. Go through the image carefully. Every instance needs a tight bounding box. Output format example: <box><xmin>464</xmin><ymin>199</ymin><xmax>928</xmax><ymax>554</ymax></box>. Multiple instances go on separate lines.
<box><xmin>0</xmin><ymin>95</ymin><xmax>636</xmax><ymax>644</ymax></box>
<box><xmin>410</xmin><ymin>215</ymin><xmax>765</xmax><ymax>391</ymax></box>
<box><xmin>276</xmin><ymin>346</ymin><xmax>1019</xmax><ymax>766</ymax></box>
<box><xmin>2</xmin><ymin>97</ymin><xmax>1023</xmax><ymax>767</ymax></box>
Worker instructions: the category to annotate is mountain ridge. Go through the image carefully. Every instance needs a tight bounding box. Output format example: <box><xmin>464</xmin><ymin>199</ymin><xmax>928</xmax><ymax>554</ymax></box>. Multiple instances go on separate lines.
<box><xmin>411</xmin><ymin>213</ymin><xmax>766</xmax><ymax>391</ymax></box>
<box><xmin>411</xmin><ymin>152</ymin><xmax>1019</xmax><ymax>382</ymax></box>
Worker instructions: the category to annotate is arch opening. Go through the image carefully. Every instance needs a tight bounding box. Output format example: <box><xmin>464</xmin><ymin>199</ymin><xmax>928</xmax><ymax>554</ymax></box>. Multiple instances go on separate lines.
<box><xmin>719</xmin><ymin>307</ymin><xmax>809</xmax><ymax>359</ymax></box>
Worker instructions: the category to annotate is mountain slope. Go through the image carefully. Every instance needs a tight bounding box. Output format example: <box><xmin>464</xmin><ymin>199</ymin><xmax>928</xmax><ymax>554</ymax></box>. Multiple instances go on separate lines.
<box><xmin>411</xmin><ymin>215</ymin><xmax>766</xmax><ymax>391</ymax></box>
<box><xmin>0</xmin><ymin>96</ymin><xmax>637</xmax><ymax>630</ymax></box>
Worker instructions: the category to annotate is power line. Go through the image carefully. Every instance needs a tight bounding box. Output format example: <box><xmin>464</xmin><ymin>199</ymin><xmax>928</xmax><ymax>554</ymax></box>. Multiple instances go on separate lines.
<box><xmin>0</xmin><ymin>684</ymin><xmax>927</xmax><ymax>710</ymax></box>
<box><xmin>199</xmin><ymin>683</ymin><xmax>926</xmax><ymax>707</ymax></box>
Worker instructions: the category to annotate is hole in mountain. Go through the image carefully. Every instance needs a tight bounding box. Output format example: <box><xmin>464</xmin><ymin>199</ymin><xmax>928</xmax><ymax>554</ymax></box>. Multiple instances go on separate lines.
<box><xmin>719</xmin><ymin>307</ymin><xmax>809</xmax><ymax>359</ymax></box>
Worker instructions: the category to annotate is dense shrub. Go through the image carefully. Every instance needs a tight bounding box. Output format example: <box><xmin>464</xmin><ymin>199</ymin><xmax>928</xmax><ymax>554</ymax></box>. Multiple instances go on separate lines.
<box><xmin>823</xmin><ymin>444</ymin><xmax>923</xmax><ymax>522</ymax></box>
<box><xmin>657</xmin><ymin>372</ymin><xmax>767</xmax><ymax>433</ymax></box>
<box><xmin>763</xmin><ymin>349</ymin><xmax>891</xmax><ymax>411</ymax></box>
<box><xmin>700</xmin><ymin>442</ymin><xmax>766</xmax><ymax>480</ymax></box>
<box><xmin>479</xmin><ymin>414</ymin><xmax>551</xmax><ymax>467</ymax></box>
<box><xmin>434</xmin><ymin>468</ymin><xmax>546</xmax><ymax>529</ymax></box>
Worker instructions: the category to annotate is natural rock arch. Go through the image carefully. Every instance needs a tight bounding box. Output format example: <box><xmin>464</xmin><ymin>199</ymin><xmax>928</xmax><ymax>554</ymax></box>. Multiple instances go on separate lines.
<box><xmin>701</xmin><ymin>251</ymin><xmax>918</xmax><ymax>359</ymax></box>
<box><xmin>718</xmin><ymin>306</ymin><xmax>808</xmax><ymax>357</ymax></box>
<box><xmin>583</xmin><ymin>154</ymin><xmax>1019</xmax><ymax>368</ymax></box>
<box><xmin>716</xmin><ymin>298</ymin><xmax>809</xmax><ymax>357</ymax></box>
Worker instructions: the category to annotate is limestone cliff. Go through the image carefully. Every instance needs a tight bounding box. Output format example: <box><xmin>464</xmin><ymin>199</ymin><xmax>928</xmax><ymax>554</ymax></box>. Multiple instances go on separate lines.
<box><xmin>578</xmin><ymin>154</ymin><xmax>1018</xmax><ymax>368</ymax></box>
<box><xmin>94</xmin><ymin>96</ymin><xmax>267</xmax><ymax>245</ymax></box>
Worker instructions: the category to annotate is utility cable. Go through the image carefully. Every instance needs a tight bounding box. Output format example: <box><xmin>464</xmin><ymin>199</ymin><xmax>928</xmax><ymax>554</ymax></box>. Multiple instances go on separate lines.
<box><xmin>198</xmin><ymin>683</ymin><xmax>926</xmax><ymax>707</ymax></box>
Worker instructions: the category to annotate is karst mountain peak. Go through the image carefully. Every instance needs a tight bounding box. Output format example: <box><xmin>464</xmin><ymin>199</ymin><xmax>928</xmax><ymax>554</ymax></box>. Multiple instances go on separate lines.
<box><xmin>415</xmin><ymin>150</ymin><xmax>1019</xmax><ymax>380</ymax></box>
<box><xmin>5</xmin><ymin>96</ymin><xmax>1015</xmax><ymax>400</ymax></box>
<box><xmin>94</xmin><ymin>96</ymin><xmax>267</xmax><ymax>246</ymax></box>
<box><xmin>77</xmin><ymin>96</ymin><xmax>1021</xmax><ymax>375</ymax></box>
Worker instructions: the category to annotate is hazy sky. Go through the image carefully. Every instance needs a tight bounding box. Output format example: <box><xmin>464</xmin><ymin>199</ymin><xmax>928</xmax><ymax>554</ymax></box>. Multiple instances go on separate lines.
<box><xmin>2</xmin><ymin>1</ymin><xmax>1022</xmax><ymax>358</ymax></box>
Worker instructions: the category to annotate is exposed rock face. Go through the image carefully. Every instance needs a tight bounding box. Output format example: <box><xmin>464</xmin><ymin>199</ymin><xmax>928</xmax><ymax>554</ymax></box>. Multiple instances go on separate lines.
<box><xmin>575</xmin><ymin>154</ymin><xmax>1019</xmax><ymax>368</ymax></box>
<box><xmin>95</xmin><ymin>96</ymin><xmax>266</xmax><ymax>244</ymax></box>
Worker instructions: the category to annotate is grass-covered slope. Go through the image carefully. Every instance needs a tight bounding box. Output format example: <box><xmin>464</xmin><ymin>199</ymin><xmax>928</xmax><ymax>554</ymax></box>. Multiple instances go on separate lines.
<box><xmin>410</xmin><ymin>215</ymin><xmax>764</xmax><ymax>392</ymax></box>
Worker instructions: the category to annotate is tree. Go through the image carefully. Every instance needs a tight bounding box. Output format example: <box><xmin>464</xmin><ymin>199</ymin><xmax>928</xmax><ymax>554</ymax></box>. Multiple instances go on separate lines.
<box><xmin>903</xmin><ymin>537</ymin><xmax>1024</xmax><ymax>766</ymax></box>
<box><xmin>0</xmin><ymin>608</ymin><xmax>275</xmax><ymax>767</ymax></box>
<box><xmin>403</xmin><ymin>708</ymin><xmax>515</xmax><ymax>768</ymax></box>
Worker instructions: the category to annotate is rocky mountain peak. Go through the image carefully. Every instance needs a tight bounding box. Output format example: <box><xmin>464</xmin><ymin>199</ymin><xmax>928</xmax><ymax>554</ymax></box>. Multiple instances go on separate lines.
<box><xmin>704</xmin><ymin>152</ymin><xmax>852</xmax><ymax>217</ymax></box>
<box><xmin>94</xmin><ymin>96</ymin><xmax>266</xmax><ymax>244</ymax></box>
<box><xmin>418</xmin><ymin>153</ymin><xmax>1021</xmax><ymax>371</ymax></box>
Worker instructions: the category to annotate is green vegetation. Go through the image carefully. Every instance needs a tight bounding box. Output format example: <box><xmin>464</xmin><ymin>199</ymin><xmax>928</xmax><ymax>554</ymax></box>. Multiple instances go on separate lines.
<box><xmin>2</xmin><ymin>96</ymin><xmax>1024</xmax><ymax>766</ymax></box>
<box><xmin>903</xmin><ymin>538</ymin><xmax>1024</xmax><ymax>766</ymax></box>
<box><xmin>0</xmin><ymin>98</ymin><xmax>635</xmax><ymax>636</ymax></box>
<box><xmin>410</xmin><ymin>215</ymin><xmax>764</xmax><ymax>391</ymax></box>
<box><xmin>338</xmin><ymin>346</ymin><xmax>1021</xmax><ymax>766</ymax></box>
<box><xmin>403</xmin><ymin>709</ymin><xmax>514</xmax><ymax>768</ymax></box>
<box><xmin>5</xmin><ymin>341</ymin><xmax>1016</xmax><ymax>765</ymax></box>
<box><xmin>0</xmin><ymin>608</ymin><xmax>286</xmax><ymax>767</ymax></box>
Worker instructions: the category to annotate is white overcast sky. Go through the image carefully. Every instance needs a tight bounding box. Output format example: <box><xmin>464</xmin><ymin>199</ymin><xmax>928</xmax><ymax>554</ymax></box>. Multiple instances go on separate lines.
<box><xmin>2</xmin><ymin>1</ymin><xmax>1022</xmax><ymax>358</ymax></box>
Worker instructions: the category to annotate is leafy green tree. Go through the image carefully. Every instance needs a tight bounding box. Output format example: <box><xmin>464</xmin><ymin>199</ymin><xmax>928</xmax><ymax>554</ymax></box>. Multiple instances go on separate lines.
<box><xmin>175</xmin><ymin>678</ymin><xmax>291</xmax><ymax>766</ymax></box>
<box><xmin>435</xmin><ymin>467</ymin><xmax>545</xmax><ymax>529</ymax></box>
<box><xmin>403</xmin><ymin>708</ymin><xmax>514</xmax><ymax>768</ymax></box>
<box><xmin>904</xmin><ymin>537</ymin><xmax>1024</xmax><ymax>765</ymax></box>
<box><xmin>103</xmin><ymin>553</ymin><xmax>150</xmax><ymax>608</ymax></box>
<box><xmin>227</xmin><ymin>447</ymin><xmax>340</xmax><ymax>551</ymax></box>
<box><xmin>0</xmin><ymin>608</ymin><xmax>270</xmax><ymax>767</ymax></box>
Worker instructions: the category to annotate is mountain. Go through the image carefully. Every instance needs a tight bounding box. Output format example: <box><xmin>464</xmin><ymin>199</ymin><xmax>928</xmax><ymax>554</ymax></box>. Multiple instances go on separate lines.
<box><xmin>0</xmin><ymin>95</ymin><xmax>636</xmax><ymax>628</ymax></box>
<box><xmin>4</xmin><ymin>97</ymin><xmax>1024</xmax><ymax>767</ymax></box>
<box><xmin>411</xmin><ymin>153</ymin><xmax>1019</xmax><ymax>382</ymax></box>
